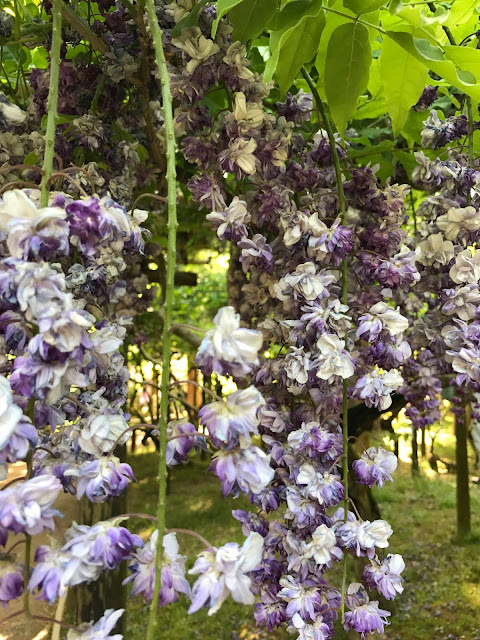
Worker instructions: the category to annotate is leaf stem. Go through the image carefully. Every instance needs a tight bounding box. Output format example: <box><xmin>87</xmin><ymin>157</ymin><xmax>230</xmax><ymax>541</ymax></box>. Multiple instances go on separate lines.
<box><xmin>302</xmin><ymin>66</ymin><xmax>350</xmax><ymax>623</ymax></box>
<box><xmin>143</xmin><ymin>0</ymin><xmax>178</xmax><ymax>637</ymax></box>
<box><xmin>321</xmin><ymin>5</ymin><xmax>386</xmax><ymax>35</ymax></box>
<box><xmin>39</xmin><ymin>0</ymin><xmax>62</xmax><ymax>207</ymax></box>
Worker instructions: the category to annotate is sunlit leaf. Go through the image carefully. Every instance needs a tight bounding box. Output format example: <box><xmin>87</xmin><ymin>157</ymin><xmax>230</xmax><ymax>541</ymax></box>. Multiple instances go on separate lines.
<box><xmin>324</xmin><ymin>21</ymin><xmax>372</xmax><ymax>134</ymax></box>
<box><xmin>380</xmin><ymin>31</ymin><xmax>429</xmax><ymax>137</ymax></box>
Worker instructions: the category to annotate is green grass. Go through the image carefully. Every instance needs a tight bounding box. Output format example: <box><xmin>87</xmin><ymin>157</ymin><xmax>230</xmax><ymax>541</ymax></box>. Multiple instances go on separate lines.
<box><xmin>125</xmin><ymin>445</ymin><xmax>480</xmax><ymax>640</ymax></box>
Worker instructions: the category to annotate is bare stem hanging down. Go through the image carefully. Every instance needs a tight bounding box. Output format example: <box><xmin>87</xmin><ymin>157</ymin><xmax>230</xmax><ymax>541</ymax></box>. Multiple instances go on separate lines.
<box><xmin>39</xmin><ymin>0</ymin><xmax>62</xmax><ymax>206</ymax></box>
<box><xmin>143</xmin><ymin>1</ymin><xmax>178</xmax><ymax>638</ymax></box>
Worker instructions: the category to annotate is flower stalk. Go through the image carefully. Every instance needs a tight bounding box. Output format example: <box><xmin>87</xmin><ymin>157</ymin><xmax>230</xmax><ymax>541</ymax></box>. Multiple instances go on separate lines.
<box><xmin>143</xmin><ymin>2</ymin><xmax>178</xmax><ymax>638</ymax></box>
<box><xmin>39</xmin><ymin>0</ymin><xmax>62</xmax><ymax>207</ymax></box>
<box><xmin>301</xmin><ymin>66</ymin><xmax>350</xmax><ymax>622</ymax></box>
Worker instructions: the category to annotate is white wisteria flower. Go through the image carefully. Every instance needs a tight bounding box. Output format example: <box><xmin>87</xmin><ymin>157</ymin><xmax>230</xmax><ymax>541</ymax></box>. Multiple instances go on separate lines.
<box><xmin>0</xmin><ymin>375</ymin><xmax>23</xmax><ymax>451</ymax></box>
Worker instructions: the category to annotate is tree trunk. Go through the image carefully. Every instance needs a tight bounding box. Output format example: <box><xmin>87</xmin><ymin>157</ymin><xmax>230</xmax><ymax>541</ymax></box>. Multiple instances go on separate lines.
<box><xmin>411</xmin><ymin>425</ymin><xmax>419</xmax><ymax>476</ymax></box>
<box><xmin>455</xmin><ymin>406</ymin><xmax>471</xmax><ymax>538</ymax></box>
<box><xmin>421</xmin><ymin>427</ymin><xmax>427</xmax><ymax>457</ymax></box>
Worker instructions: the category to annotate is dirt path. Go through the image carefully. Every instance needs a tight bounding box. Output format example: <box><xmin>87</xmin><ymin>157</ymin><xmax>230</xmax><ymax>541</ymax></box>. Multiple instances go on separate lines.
<box><xmin>1</xmin><ymin>462</ymin><xmax>77</xmax><ymax>640</ymax></box>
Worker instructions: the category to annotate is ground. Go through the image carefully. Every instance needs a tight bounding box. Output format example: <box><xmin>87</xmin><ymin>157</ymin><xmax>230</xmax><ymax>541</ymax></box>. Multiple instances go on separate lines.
<box><xmin>1</xmin><ymin>420</ymin><xmax>480</xmax><ymax>639</ymax></box>
<box><xmin>125</xmin><ymin>440</ymin><xmax>480</xmax><ymax>640</ymax></box>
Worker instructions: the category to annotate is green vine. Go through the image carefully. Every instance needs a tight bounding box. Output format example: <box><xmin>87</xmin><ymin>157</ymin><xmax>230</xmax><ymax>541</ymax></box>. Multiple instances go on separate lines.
<box><xmin>143</xmin><ymin>1</ymin><xmax>178</xmax><ymax>638</ymax></box>
<box><xmin>302</xmin><ymin>66</ymin><xmax>350</xmax><ymax>623</ymax></box>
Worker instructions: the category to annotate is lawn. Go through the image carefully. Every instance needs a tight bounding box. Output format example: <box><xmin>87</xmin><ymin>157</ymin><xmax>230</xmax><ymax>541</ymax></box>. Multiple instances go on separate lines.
<box><xmin>125</xmin><ymin>433</ymin><xmax>480</xmax><ymax>640</ymax></box>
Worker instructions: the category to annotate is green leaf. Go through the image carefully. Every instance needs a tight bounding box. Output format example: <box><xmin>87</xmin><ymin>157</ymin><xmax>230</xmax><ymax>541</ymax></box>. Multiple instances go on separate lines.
<box><xmin>264</xmin><ymin>30</ymin><xmax>283</xmax><ymax>83</ymax></box>
<box><xmin>389</xmin><ymin>0</ymin><xmax>403</xmax><ymax>14</ymax></box>
<box><xmin>230</xmin><ymin>0</ymin><xmax>278</xmax><ymax>42</ymax></box>
<box><xmin>173</xmin><ymin>0</ymin><xmax>209</xmax><ymax>37</ymax></box>
<box><xmin>273</xmin><ymin>5</ymin><xmax>326</xmax><ymax>93</ymax></box>
<box><xmin>324</xmin><ymin>22</ymin><xmax>372</xmax><ymax>134</ymax></box>
<box><xmin>315</xmin><ymin>0</ymin><xmax>379</xmax><ymax>98</ymax></box>
<box><xmin>24</xmin><ymin>152</ymin><xmax>39</xmax><ymax>165</ymax></box>
<box><xmin>268</xmin><ymin>0</ymin><xmax>319</xmax><ymax>31</ymax></box>
<box><xmin>349</xmin><ymin>140</ymin><xmax>394</xmax><ymax>158</ymax></box>
<box><xmin>444</xmin><ymin>45</ymin><xmax>480</xmax><ymax>82</ymax></box>
<box><xmin>380</xmin><ymin>31</ymin><xmax>429</xmax><ymax>137</ymax></box>
<box><xmin>445</xmin><ymin>0</ymin><xmax>480</xmax><ymax>28</ymax></box>
<box><xmin>352</xmin><ymin>97</ymin><xmax>388</xmax><ymax>120</ymax></box>
<box><xmin>211</xmin><ymin>0</ymin><xmax>244</xmax><ymax>38</ymax></box>
<box><xmin>385</xmin><ymin>31</ymin><xmax>480</xmax><ymax>102</ymax></box>
<box><xmin>343</xmin><ymin>0</ymin><xmax>384</xmax><ymax>14</ymax></box>
<box><xmin>397</xmin><ymin>4</ymin><xmax>448</xmax><ymax>27</ymax></box>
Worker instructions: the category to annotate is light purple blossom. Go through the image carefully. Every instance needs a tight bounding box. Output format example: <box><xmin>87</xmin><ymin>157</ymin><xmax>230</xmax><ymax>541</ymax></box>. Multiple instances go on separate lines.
<box><xmin>337</xmin><ymin>519</ymin><xmax>392</xmax><ymax>559</ymax></box>
<box><xmin>166</xmin><ymin>420</ymin><xmax>197</xmax><ymax>465</ymax></box>
<box><xmin>195</xmin><ymin>306</ymin><xmax>263</xmax><ymax>378</ymax></box>
<box><xmin>78</xmin><ymin>411</ymin><xmax>131</xmax><ymax>457</ymax></box>
<box><xmin>66</xmin><ymin>608</ymin><xmax>124</xmax><ymax>640</ymax></box>
<box><xmin>124</xmin><ymin>530</ymin><xmax>190</xmax><ymax>605</ymax></box>
<box><xmin>362</xmin><ymin>554</ymin><xmax>405</xmax><ymax>600</ymax></box>
<box><xmin>210</xmin><ymin>445</ymin><xmax>274</xmax><ymax>496</ymax></box>
<box><xmin>352</xmin><ymin>447</ymin><xmax>398</xmax><ymax>488</ymax></box>
<box><xmin>0</xmin><ymin>558</ymin><xmax>23</xmax><ymax>607</ymax></box>
<box><xmin>277</xmin><ymin>575</ymin><xmax>323</xmax><ymax>621</ymax></box>
<box><xmin>189</xmin><ymin>532</ymin><xmax>264</xmax><ymax>615</ymax></box>
<box><xmin>344</xmin><ymin>582</ymin><xmax>391</xmax><ymax>638</ymax></box>
<box><xmin>0</xmin><ymin>475</ymin><xmax>62</xmax><ymax>545</ymax></box>
<box><xmin>296</xmin><ymin>464</ymin><xmax>344</xmax><ymax>507</ymax></box>
<box><xmin>68</xmin><ymin>456</ymin><xmax>135</xmax><ymax>502</ymax></box>
<box><xmin>353</xmin><ymin>368</ymin><xmax>403</xmax><ymax>410</ymax></box>
<box><xmin>198</xmin><ymin>387</ymin><xmax>264</xmax><ymax>449</ymax></box>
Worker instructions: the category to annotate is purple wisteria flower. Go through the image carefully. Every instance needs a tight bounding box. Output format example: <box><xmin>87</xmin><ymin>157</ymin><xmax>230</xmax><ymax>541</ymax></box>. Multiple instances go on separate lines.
<box><xmin>166</xmin><ymin>420</ymin><xmax>197</xmax><ymax>465</ymax></box>
<box><xmin>0</xmin><ymin>475</ymin><xmax>62</xmax><ymax>545</ymax></box>
<box><xmin>124</xmin><ymin>530</ymin><xmax>190</xmax><ymax>606</ymax></box>
<box><xmin>0</xmin><ymin>374</ymin><xmax>25</xmax><ymax>452</ymax></box>
<box><xmin>210</xmin><ymin>445</ymin><xmax>274</xmax><ymax>496</ymax></box>
<box><xmin>352</xmin><ymin>368</ymin><xmax>403</xmax><ymax>410</ymax></box>
<box><xmin>277</xmin><ymin>575</ymin><xmax>323</xmax><ymax>621</ymax></box>
<box><xmin>206</xmin><ymin>196</ymin><xmax>251</xmax><ymax>242</ymax></box>
<box><xmin>362</xmin><ymin>554</ymin><xmax>405</xmax><ymax>600</ymax></box>
<box><xmin>78</xmin><ymin>411</ymin><xmax>131</xmax><ymax>457</ymax></box>
<box><xmin>238</xmin><ymin>234</ymin><xmax>274</xmax><ymax>273</ymax></box>
<box><xmin>296</xmin><ymin>464</ymin><xmax>344</xmax><ymax>507</ymax></box>
<box><xmin>352</xmin><ymin>447</ymin><xmax>398</xmax><ymax>488</ymax></box>
<box><xmin>195</xmin><ymin>306</ymin><xmax>263</xmax><ymax>378</ymax></box>
<box><xmin>289</xmin><ymin>612</ymin><xmax>332</xmax><ymax>640</ymax></box>
<box><xmin>66</xmin><ymin>608</ymin><xmax>124</xmax><ymax>639</ymax></box>
<box><xmin>29</xmin><ymin>520</ymin><xmax>142</xmax><ymax>602</ymax></box>
<box><xmin>0</xmin><ymin>557</ymin><xmax>23</xmax><ymax>607</ymax></box>
<box><xmin>189</xmin><ymin>532</ymin><xmax>263</xmax><ymax>615</ymax></box>
<box><xmin>68</xmin><ymin>456</ymin><xmax>136</xmax><ymax>502</ymax></box>
<box><xmin>303</xmin><ymin>524</ymin><xmax>343</xmax><ymax>568</ymax></box>
<box><xmin>63</xmin><ymin>520</ymin><xmax>142</xmax><ymax>571</ymax></box>
<box><xmin>199</xmin><ymin>386</ymin><xmax>264</xmax><ymax>448</ymax></box>
<box><xmin>344</xmin><ymin>582</ymin><xmax>391</xmax><ymax>638</ymax></box>
<box><xmin>336</xmin><ymin>518</ymin><xmax>392</xmax><ymax>559</ymax></box>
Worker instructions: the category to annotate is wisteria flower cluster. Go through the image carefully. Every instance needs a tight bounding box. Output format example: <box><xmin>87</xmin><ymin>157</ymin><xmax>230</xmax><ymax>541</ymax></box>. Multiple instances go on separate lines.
<box><xmin>405</xmin><ymin>109</ymin><xmax>480</xmax><ymax>428</ymax></box>
<box><xmin>0</xmin><ymin>186</ymin><xmax>152</xmax><ymax>629</ymax></box>
<box><xmin>151</xmin><ymin>2</ymin><xmax>413</xmax><ymax>637</ymax></box>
